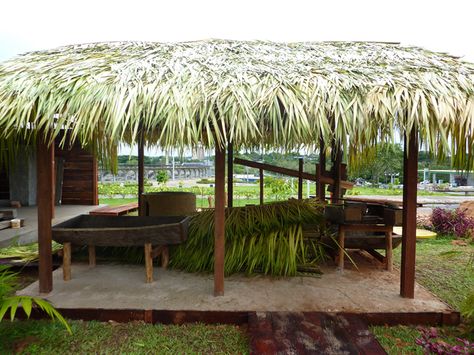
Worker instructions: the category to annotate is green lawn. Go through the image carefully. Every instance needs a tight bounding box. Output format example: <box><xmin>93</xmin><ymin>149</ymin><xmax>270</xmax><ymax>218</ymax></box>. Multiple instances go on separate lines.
<box><xmin>99</xmin><ymin>184</ymin><xmax>452</xmax><ymax>207</ymax></box>
<box><xmin>398</xmin><ymin>237</ymin><xmax>474</xmax><ymax>309</ymax></box>
<box><xmin>0</xmin><ymin>320</ymin><xmax>248</xmax><ymax>354</ymax></box>
<box><xmin>99</xmin><ymin>197</ymin><xmax>264</xmax><ymax>208</ymax></box>
<box><xmin>371</xmin><ymin>237</ymin><xmax>474</xmax><ymax>354</ymax></box>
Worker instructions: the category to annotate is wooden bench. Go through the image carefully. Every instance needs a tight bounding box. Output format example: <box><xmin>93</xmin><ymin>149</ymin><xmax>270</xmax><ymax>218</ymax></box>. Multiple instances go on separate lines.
<box><xmin>89</xmin><ymin>202</ymin><xmax>139</xmax><ymax>216</ymax></box>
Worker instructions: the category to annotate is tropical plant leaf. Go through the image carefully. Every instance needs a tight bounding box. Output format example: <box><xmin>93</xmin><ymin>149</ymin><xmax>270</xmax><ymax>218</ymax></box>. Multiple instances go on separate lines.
<box><xmin>0</xmin><ymin>265</ymin><xmax>72</xmax><ymax>334</ymax></box>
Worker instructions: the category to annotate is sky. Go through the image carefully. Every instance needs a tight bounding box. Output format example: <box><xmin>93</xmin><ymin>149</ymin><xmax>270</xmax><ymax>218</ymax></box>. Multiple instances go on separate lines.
<box><xmin>1</xmin><ymin>0</ymin><xmax>473</xmax><ymax>62</ymax></box>
<box><xmin>1</xmin><ymin>0</ymin><xmax>473</xmax><ymax>155</ymax></box>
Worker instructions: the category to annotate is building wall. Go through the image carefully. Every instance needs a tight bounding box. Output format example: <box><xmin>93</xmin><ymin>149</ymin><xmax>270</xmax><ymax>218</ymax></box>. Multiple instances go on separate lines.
<box><xmin>8</xmin><ymin>148</ymin><xmax>37</xmax><ymax>206</ymax></box>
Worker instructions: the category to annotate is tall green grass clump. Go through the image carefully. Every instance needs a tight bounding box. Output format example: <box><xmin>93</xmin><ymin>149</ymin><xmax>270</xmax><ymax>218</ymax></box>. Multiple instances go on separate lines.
<box><xmin>170</xmin><ymin>199</ymin><xmax>328</xmax><ymax>276</ymax></box>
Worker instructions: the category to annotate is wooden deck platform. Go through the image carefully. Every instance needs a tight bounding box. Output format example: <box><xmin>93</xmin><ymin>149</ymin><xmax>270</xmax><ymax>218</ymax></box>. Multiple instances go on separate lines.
<box><xmin>17</xmin><ymin>251</ymin><xmax>460</xmax><ymax>327</ymax></box>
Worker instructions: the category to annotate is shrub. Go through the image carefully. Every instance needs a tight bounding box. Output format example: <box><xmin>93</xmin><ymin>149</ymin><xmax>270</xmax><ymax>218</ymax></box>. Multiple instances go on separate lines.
<box><xmin>264</xmin><ymin>177</ymin><xmax>292</xmax><ymax>200</ymax></box>
<box><xmin>196</xmin><ymin>178</ymin><xmax>214</xmax><ymax>184</ymax></box>
<box><xmin>430</xmin><ymin>207</ymin><xmax>474</xmax><ymax>239</ymax></box>
<box><xmin>156</xmin><ymin>170</ymin><xmax>169</xmax><ymax>184</ymax></box>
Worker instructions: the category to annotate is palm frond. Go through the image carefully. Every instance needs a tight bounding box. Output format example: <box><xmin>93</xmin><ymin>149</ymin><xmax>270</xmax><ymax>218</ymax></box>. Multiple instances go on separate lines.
<box><xmin>0</xmin><ymin>40</ymin><xmax>473</xmax><ymax>168</ymax></box>
<box><xmin>170</xmin><ymin>199</ymin><xmax>328</xmax><ymax>276</ymax></box>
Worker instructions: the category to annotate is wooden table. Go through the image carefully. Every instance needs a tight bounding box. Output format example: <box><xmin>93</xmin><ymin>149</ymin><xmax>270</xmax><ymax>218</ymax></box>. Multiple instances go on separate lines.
<box><xmin>337</xmin><ymin>223</ymin><xmax>394</xmax><ymax>272</ymax></box>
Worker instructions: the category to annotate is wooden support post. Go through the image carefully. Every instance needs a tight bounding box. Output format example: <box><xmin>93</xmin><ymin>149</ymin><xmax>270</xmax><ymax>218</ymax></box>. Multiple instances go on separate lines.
<box><xmin>227</xmin><ymin>143</ymin><xmax>233</xmax><ymax>208</ymax></box>
<box><xmin>138</xmin><ymin>123</ymin><xmax>145</xmax><ymax>216</ymax></box>
<box><xmin>338</xmin><ymin>226</ymin><xmax>345</xmax><ymax>270</ymax></box>
<box><xmin>51</xmin><ymin>148</ymin><xmax>55</xmax><ymax>218</ymax></box>
<box><xmin>161</xmin><ymin>246</ymin><xmax>169</xmax><ymax>269</ymax></box>
<box><xmin>401</xmin><ymin>128</ymin><xmax>418</xmax><ymax>298</ymax></box>
<box><xmin>385</xmin><ymin>231</ymin><xmax>393</xmax><ymax>272</ymax></box>
<box><xmin>214</xmin><ymin>145</ymin><xmax>226</xmax><ymax>296</ymax></box>
<box><xmin>259</xmin><ymin>168</ymin><xmax>264</xmax><ymax>205</ymax></box>
<box><xmin>62</xmin><ymin>242</ymin><xmax>71</xmax><ymax>281</ymax></box>
<box><xmin>298</xmin><ymin>158</ymin><xmax>303</xmax><ymax>200</ymax></box>
<box><xmin>317</xmin><ymin>139</ymin><xmax>326</xmax><ymax>202</ymax></box>
<box><xmin>37</xmin><ymin>133</ymin><xmax>54</xmax><ymax>293</ymax></box>
<box><xmin>331</xmin><ymin>145</ymin><xmax>342</xmax><ymax>204</ymax></box>
<box><xmin>144</xmin><ymin>243</ymin><xmax>153</xmax><ymax>283</ymax></box>
<box><xmin>88</xmin><ymin>245</ymin><xmax>96</xmax><ymax>268</ymax></box>
<box><xmin>91</xmin><ymin>157</ymin><xmax>99</xmax><ymax>205</ymax></box>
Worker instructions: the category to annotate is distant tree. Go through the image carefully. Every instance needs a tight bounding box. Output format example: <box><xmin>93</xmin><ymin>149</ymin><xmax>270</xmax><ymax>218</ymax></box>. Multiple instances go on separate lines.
<box><xmin>350</xmin><ymin>143</ymin><xmax>403</xmax><ymax>184</ymax></box>
<box><xmin>264</xmin><ymin>176</ymin><xmax>292</xmax><ymax>200</ymax></box>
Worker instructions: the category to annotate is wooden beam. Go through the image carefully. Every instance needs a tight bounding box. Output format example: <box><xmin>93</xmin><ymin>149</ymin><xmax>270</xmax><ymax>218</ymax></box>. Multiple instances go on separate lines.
<box><xmin>234</xmin><ymin>157</ymin><xmax>353</xmax><ymax>189</ymax></box>
<box><xmin>259</xmin><ymin>168</ymin><xmax>264</xmax><ymax>205</ymax></box>
<box><xmin>400</xmin><ymin>128</ymin><xmax>418</xmax><ymax>298</ymax></box>
<box><xmin>227</xmin><ymin>143</ymin><xmax>233</xmax><ymax>208</ymax></box>
<box><xmin>298</xmin><ymin>158</ymin><xmax>303</xmax><ymax>200</ymax></box>
<box><xmin>137</xmin><ymin>124</ymin><xmax>145</xmax><ymax>216</ymax></box>
<box><xmin>214</xmin><ymin>146</ymin><xmax>226</xmax><ymax>296</ymax></box>
<box><xmin>37</xmin><ymin>133</ymin><xmax>54</xmax><ymax>293</ymax></box>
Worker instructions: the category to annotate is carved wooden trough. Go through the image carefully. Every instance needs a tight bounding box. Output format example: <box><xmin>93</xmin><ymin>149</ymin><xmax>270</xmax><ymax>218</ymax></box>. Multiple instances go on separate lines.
<box><xmin>52</xmin><ymin>214</ymin><xmax>190</xmax><ymax>283</ymax></box>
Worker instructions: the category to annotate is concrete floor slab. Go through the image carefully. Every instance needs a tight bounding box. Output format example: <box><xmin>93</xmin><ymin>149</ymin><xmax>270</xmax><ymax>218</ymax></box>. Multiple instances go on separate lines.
<box><xmin>18</xmin><ymin>254</ymin><xmax>450</xmax><ymax>314</ymax></box>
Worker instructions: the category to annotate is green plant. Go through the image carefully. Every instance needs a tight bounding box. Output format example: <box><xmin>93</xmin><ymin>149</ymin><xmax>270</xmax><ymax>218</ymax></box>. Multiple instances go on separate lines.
<box><xmin>264</xmin><ymin>177</ymin><xmax>292</xmax><ymax>200</ymax></box>
<box><xmin>170</xmin><ymin>199</ymin><xmax>328</xmax><ymax>276</ymax></box>
<box><xmin>156</xmin><ymin>170</ymin><xmax>169</xmax><ymax>185</ymax></box>
<box><xmin>0</xmin><ymin>266</ymin><xmax>71</xmax><ymax>333</ymax></box>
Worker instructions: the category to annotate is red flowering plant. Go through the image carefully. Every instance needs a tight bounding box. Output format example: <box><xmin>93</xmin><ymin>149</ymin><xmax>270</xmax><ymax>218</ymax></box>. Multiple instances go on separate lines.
<box><xmin>415</xmin><ymin>327</ymin><xmax>474</xmax><ymax>354</ymax></box>
<box><xmin>430</xmin><ymin>208</ymin><xmax>474</xmax><ymax>239</ymax></box>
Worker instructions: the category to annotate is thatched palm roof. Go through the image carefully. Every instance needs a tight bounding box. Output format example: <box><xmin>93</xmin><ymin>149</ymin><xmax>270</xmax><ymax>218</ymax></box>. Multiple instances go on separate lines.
<box><xmin>0</xmin><ymin>40</ymin><xmax>473</xmax><ymax>166</ymax></box>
